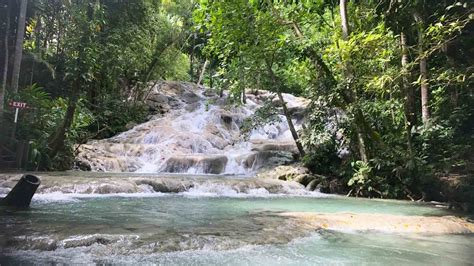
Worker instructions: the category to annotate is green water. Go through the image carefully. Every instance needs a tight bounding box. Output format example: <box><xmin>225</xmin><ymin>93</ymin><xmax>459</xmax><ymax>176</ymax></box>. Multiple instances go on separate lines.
<box><xmin>1</xmin><ymin>194</ymin><xmax>473</xmax><ymax>265</ymax></box>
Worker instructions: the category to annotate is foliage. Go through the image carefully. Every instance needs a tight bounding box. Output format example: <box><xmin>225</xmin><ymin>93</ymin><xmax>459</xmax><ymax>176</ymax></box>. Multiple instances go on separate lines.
<box><xmin>193</xmin><ymin>0</ymin><xmax>473</xmax><ymax>200</ymax></box>
<box><xmin>1</xmin><ymin>0</ymin><xmax>472</xmax><ymax>202</ymax></box>
<box><xmin>6</xmin><ymin>85</ymin><xmax>93</xmax><ymax>170</ymax></box>
<box><xmin>1</xmin><ymin>0</ymin><xmax>196</xmax><ymax>169</ymax></box>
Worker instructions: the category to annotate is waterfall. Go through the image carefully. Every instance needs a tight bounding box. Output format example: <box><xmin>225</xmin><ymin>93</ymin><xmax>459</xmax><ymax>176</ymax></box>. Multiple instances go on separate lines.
<box><xmin>75</xmin><ymin>81</ymin><xmax>308</xmax><ymax>174</ymax></box>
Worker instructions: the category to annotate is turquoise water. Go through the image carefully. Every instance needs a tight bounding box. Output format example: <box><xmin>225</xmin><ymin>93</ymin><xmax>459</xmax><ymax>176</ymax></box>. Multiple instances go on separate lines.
<box><xmin>1</xmin><ymin>194</ymin><xmax>472</xmax><ymax>265</ymax></box>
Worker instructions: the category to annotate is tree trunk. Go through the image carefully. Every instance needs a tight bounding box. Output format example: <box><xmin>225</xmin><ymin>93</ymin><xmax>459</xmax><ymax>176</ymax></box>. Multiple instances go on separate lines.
<box><xmin>419</xmin><ymin>57</ymin><xmax>430</xmax><ymax>124</ymax></box>
<box><xmin>47</xmin><ymin>84</ymin><xmax>78</xmax><ymax>160</ymax></box>
<box><xmin>277</xmin><ymin>91</ymin><xmax>305</xmax><ymax>157</ymax></box>
<box><xmin>400</xmin><ymin>31</ymin><xmax>415</xmax><ymax>164</ymax></box>
<box><xmin>339</xmin><ymin>0</ymin><xmax>349</xmax><ymax>39</ymax></box>
<box><xmin>265</xmin><ymin>61</ymin><xmax>305</xmax><ymax>157</ymax></box>
<box><xmin>401</xmin><ymin>32</ymin><xmax>416</xmax><ymax>127</ymax></box>
<box><xmin>413</xmin><ymin>12</ymin><xmax>430</xmax><ymax>125</ymax></box>
<box><xmin>190</xmin><ymin>48</ymin><xmax>194</xmax><ymax>82</ymax></box>
<box><xmin>196</xmin><ymin>59</ymin><xmax>208</xmax><ymax>86</ymax></box>
<box><xmin>10</xmin><ymin>0</ymin><xmax>28</xmax><ymax>93</ymax></box>
<box><xmin>1</xmin><ymin>1</ymin><xmax>11</xmax><ymax>120</ymax></box>
<box><xmin>239</xmin><ymin>60</ymin><xmax>246</xmax><ymax>104</ymax></box>
<box><xmin>340</xmin><ymin>0</ymin><xmax>368</xmax><ymax>162</ymax></box>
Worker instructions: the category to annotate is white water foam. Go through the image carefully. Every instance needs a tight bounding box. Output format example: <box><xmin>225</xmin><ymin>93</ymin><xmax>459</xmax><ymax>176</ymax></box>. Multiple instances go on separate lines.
<box><xmin>76</xmin><ymin>83</ymin><xmax>309</xmax><ymax>174</ymax></box>
<box><xmin>13</xmin><ymin>185</ymin><xmax>331</xmax><ymax>204</ymax></box>
<box><xmin>30</xmin><ymin>191</ymin><xmax>167</xmax><ymax>203</ymax></box>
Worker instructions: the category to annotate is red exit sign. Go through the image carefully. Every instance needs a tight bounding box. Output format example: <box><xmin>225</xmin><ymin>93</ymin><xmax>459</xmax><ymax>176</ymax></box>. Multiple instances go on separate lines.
<box><xmin>9</xmin><ymin>101</ymin><xmax>28</xmax><ymax>109</ymax></box>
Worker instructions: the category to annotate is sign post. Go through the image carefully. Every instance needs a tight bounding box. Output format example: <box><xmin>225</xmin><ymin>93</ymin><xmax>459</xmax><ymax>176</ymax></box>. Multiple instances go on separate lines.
<box><xmin>14</xmin><ymin>108</ymin><xmax>19</xmax><ymax>123</ymax></box>
<box><xmin>9</xmin><ymin>101</ymin><xmax>28</xmax><ymax>124</ymax></box>
<box><xmin>8</xmin><ymin>101</ymin><xmax>29</xmax><ymax>138</ymax></box>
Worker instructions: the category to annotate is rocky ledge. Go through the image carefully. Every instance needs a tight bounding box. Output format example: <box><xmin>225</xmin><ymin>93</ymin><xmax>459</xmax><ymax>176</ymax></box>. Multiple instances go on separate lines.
<box><xmin>257</xmin><ymin>164</ymin><xmax>346</xmax><ymax>194</ymax></box>
<box><xmin>281</xmin><ymin>212</ymin><xmax>474</xmax><ymax>234</ymax></box>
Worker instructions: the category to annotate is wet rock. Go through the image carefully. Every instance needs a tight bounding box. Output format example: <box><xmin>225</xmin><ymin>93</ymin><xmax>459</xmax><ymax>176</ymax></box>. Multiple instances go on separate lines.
<box><xmin>146</xmin><ymin>94</ymin><xmax>170</xmax><ymax>114</ymax></box>
<box><xmin>306</xmin><ymin>179</ymin><xmax>320</xmax><ymax>191</ymax></box>
<box><xmin>203</xmin><ymin>88</ymin><xmax>217</xmax><ymax>97</ymax></box>
<box><xmin>281</xmin><ymin>212</ymin><xmax>474</xmax><ymax>234</ymax></box>
<box><xmin>244</xmin><ymin>151</ymin><xmax>294</xmax><ymax>170</ymax></box>
<box><xmin>135</xmin><ymin>179</ymin><xmax>193</xmax><ymax>193</ymax></box>
<box><xmin>258</xmin><ymin>165</ymin><xmax>310</xmax><ymax>181</ymax></box>
<box><xmin>75</xmin><ymin>158</ymin><xmax>92</xmax><ymax>171</ymax></box>
<box><xmin>92</xmin><ymin>183</ymin><xmax>139</xmax><ymax>194</ymax></box>
<box><xmin>257</xmin><ymin>165</ymin><xmax>337</xmax><ymax>192</ymax></box>
<box><xmin>316</xmin><ymin>180</ymin><xmax>330</xmax><ymax>193</ymax></box>
<box><xmin>61</xmin><ymin>234</ymin><xmax>119</xmax><ymax>248</ymax></box>
<box><xmin>251</xmin><ymin>143</ymin><xmax>298</xmax><ymax>154</ymax></box>
<box><xmin>8</xmin><ymin>236</ymin><xmax>58</xmax><ymax>251</ymax></box>
<box><xmin>182</xmin><ymin>91</ymin><xmax>201</xmax><ymax>104</ymax></box>
<box><xmin>185</xmin><ymin>102</ymin><xmax>201</xmax><ymax>112</ymax></box>
<box><xmin>288</xmin><ymin>106</ymin><xmax>306</xmax><ymax>121</ymax></box>
<box><xmin>74</xmin><ymin>81</ymin><xmax>310</xmax><ymax>174</ymax></box>
<box><xmin>161</xmin><ymin>155</ymin><xmax>228</xmax><ymax>174</ymax></box>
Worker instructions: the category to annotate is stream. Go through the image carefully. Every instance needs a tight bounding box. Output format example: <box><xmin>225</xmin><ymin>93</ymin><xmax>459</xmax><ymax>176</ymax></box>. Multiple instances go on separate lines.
<box><xmin>1</xmin><ymin>173</ymin><xmax>473</xmax><ymax>265</ymax></box>
<box><xmin>1</xmin><ymin>83</ymin><xmax>473</xmax><ymax>264</ymax></box>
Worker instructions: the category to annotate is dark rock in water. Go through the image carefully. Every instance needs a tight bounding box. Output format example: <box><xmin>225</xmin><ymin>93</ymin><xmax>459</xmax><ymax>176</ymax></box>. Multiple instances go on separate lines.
<box><xmin>1</xmin><ymin>174</ymin><xmax>41</xmax><ymax>208</ymax></box>
<box><xmin>185</xmin><ymin>102</ymin><xmax>201</xmax><ymax>112</ymax></box>
<box><xmin>161</xmin><ymin>155</ymin><xmax>228</xmax><ymax>174</ymax></box>
<box><xmin>146</xmin><ymin>93</ymin><xmax>171</xmax><ymax>114</ymax></box>
<box><xmin>316</xmin><ymin>180</ymin><xmax>330</xmax><ymax>193</ymax></box>
<box><xmin>182</xmin><ymin>91</ymin><xmax>201</xmax><ymax>104</ymax></box>
<box><xmin>75</xmin><ymin>158</ymin><xmax>92</xmax><ymax>171</ymax></box>
<box><xmin>306</xmin><ymin>179</ymin><xmax>320</xmax><ymax>191</ymax></box>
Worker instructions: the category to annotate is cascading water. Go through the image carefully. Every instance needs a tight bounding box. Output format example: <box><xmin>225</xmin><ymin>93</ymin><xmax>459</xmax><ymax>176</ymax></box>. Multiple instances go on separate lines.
<box><xmin>76</xmin><ymin>81</ymin><xmax>308</xmax><ymax>174</ymax></box>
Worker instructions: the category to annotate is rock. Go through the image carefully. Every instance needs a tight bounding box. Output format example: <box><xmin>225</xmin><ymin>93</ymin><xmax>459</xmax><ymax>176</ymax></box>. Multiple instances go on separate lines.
<box><xmin>74</xmin><ymin>81</ymin><xmax>311</xmax><ymax>174</ymax></box>
<box><xmin>434</xmin><ymin>174</ymin><xmax>474</xmax><ymax>212</ymax></box>
<box><xmin>257</xmin><ymin>165</ymin><xmax>346</xmax><ymax>193</ymax></box>
<box><xmin>182</xmin><ymin>91</ymin><xmax>201</xmax><ymax>104</ymax></box>
<box><xmin>257</xmin><ymin>165</ymin><xmax>310</xmax><ymax>181</ymax></box>
<box><xmin>185</xmin><ymin>102</ymin><xmax>201</xmax><ymax>112</ymax></box>
<box><xmin>280</xmin><ymin>212</ymin><xmax>474</xmax><ymax>234</ymax></box>
<box><xmin>306</xmin><ymin>179</ymin><xmax>320</xmax><ymax>191</ymax></box>
<box><xmin>74</xmin><ymin>158</ymin><xmax>92</xmax><ymax>171</ymax></box>
<box><xmin>329</xmin><ymin>179</ymin><xmax>346</xmax><ymax>194</ymax></box>
<box><xmin>135</xmin><ymin>179</ymin><xmax>193</xmax><ymax>193</ymax></box>
<box><xmin>125</xmin><ymin>121</ymin><xmax>137</xmax><ymax>130</ymax></box>
<box><xmin>201</xmin><ymin>156</ymin><xmax>228</xmax><ymax>174</ymax></box>
<box><xmin>203</xmin><ymin>88</ymin><xmax>217</xmax><ymax>97</ymax></box>
<box><xmin>146</xmin><ymin>93</ymin><xmax>170</xmax><ymax>114</ymax></box>
<box><xmin>161</xmin><ymin>155</ymin><xmax>228</xmax><ymax>174</ymax></box>
<box><xmin>316</xmin><ymin>180</ymin><xmax>330</xmax><ymax>193</ymax></box>
<box><xmin>251</xmin><ymin>141</ymin><xmax>298</xmax><ymax>154</ymax></box>
<box><xmin>243</xmin><ymin>151</ymin><xmax>294</xmax><ymax>170</ymax></box>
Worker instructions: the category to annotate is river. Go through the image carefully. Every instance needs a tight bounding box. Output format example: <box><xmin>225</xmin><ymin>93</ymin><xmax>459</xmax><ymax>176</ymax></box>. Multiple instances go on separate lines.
<box><xmin>1</xmin><ymin>172</ymin><xmax>473</xmax><ymax>265</ymax></box>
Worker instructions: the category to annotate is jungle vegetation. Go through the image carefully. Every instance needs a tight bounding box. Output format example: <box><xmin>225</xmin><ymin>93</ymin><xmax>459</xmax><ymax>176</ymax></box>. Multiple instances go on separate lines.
<box><xmin>0</xmin><ymin>0</ymin><xmax>472</xmax><ymax>201</ymax></box>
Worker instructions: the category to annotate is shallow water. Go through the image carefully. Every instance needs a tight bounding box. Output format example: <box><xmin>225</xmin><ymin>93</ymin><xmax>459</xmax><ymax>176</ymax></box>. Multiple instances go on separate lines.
<box><xmin>1</xmin><ymin>193</ymin><xmax>472</xmax><ymax>265</ymax></box>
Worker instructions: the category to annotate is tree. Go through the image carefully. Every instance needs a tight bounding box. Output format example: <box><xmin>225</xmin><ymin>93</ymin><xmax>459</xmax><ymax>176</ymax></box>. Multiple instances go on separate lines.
<box><xmin>194</xmin><ymin>0</ymin><xmax>306</xmax><ymax>157</ymax></box>
<box><xmin>0</xmin><ymin>0</ymin><xmax>11</xmax><ymax>119</ymax></box>
<box><xmin>413</xmin><ymin>11</ymin><xmax>430</xmax><ymax>125</ymax></box>
<box><xmin>10</xmin><ymin>0</ymin><xmax>27</xmax><ymax>94</ymax></box>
